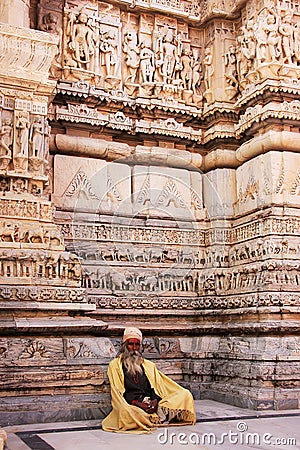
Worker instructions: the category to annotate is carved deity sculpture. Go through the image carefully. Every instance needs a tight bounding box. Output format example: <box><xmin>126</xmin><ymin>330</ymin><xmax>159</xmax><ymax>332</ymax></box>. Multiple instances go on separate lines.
<box><xmin>0</xmin><ymin>119</ymin><xmax>13</xmax><ymax>158</ymax></box>
<box><xmin>29</xmin><ymin>117</ymin><xmax>44</xmax><ymax>158</ymax></box>
<box><xmin>139</xmin><ymin>39</ymin><xmax>155</xmax><ymax>84</ymax></box>
<box><xmin>43</xmin><ymin>119</ymin><xmax>50</xmax><ymax>162</ymax></box>
<box><xmin>156</xmin><ymin>28</ymin><xmax>178</xmax><ymax>85</ymax></box>
<box><xmin>180</xmin><ymin>48</ymin><xmax>193</xmax><ymax>91</ymax></box>
<box><xmin>279</xmin><ymin>10</ymin><xmax>294</xmax><ymax>65</ymax></box>
<box><xmin>293</xmin><ymin>22</ymin><xmax>300</xmax><ymax>64</ymax></box>
<box><xmin>16</xmin><ymin>113</ymin><xmax>30</xmax><ymax>157</ymax></box>
<box><xmin>254</xmin><ymin>12</ymin><xmax>268</xmax><ymax>65</ymax></box>
<box><xmin>236</xmin><ymin>20</ymin><xmax>256</xmax><ymax>81</ymax></box>
<box><xmin>123</xmin><ymin>30</ymin><xmax>140</xmax><ymax>84</ymax></box>
<box><xmin>39</xmin><ymin>12</ymin><xmax>63</xmax><ymax>77</ymax></box>
<box><xmin>224</xmin><ymin>46</ymin><xmax>238</xmax><ymax>99</ymax></box>
<box><xmin>264</xmin><ymin>8</ymin><xmax>281</xmax><ymax>62</ymax></box>
<box><xmin>40</xmin><ymin>12</ymin><xmax>60</xmax><ymax>33</ymax></box>
<box><xmin>100</xmin><ymin>29</ymin><xmax>119</xmax><ymax>78</ymax></box>
<box><xmin>67</xmin><ymin>9</ymin><xmax>95</xmax><ymax>71</ymax></box>
<box><xmin>191</xmin><ymin>48</ymin><xmax>201</xmax><ymax>95</ymax></box>
<box><xmin>203</xmin><ymin>47</ymin><xmax>214</xmax><ymax>92</ymax></box>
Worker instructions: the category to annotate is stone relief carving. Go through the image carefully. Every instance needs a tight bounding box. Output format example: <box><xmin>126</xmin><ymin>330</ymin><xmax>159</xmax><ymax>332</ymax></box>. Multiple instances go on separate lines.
<box><xmin>64</xmin><ymin>338</ymin><xmax>116</xmax><ymax>359</ymax></box>
<box><xmin>89</xmin><ymin>291</ymin><xmax>300</xmax><ymax>310</ymax></box>
<box><xmin>123</xmin><ymin>30</ymin><xmax>140</xmax><ymax>85</ymax></box>
<box><xmin>80</xmin><ymin>256</ymin><xmax>300</xmax><ymax>296</ymax></box>
<box><xmin>59</xmin><ymin>215</ymin><xmax>300</xmax><ymax>248</ymax></box>
<box><xmin>0</xmin><ymin>248</ymin><xmax>81</xmax><ymax>284</ymax></box>
<box><xmin>20</xmin><ymin>340</ymin><xmax>52</xmax><ymax>359</ymax></box>
<box><xmin>0</xmin><ymin>117</ymin><xmax>13</xmax><ymax>160</ymax></box>
<box><xmin>64</xmin><ymin>168</ymin><xmax>100</xmax><ymax>200</ymax></box>
<box><xmin>0</xmin><ymin>285</ymin><xmax>85</xmax><ymax>302</ymax></box>
<box><xmin>0</xmin><ymin>100</ymin><xmax>50</xmax><ymax>179</ymax></box>
<box><xmin>237</xmin><ymin>6</ymin><xmax>300</xmax><ymax>88</ymax></box>
<box><xmin>35</xmin><ymin>5</ymin><xmax>208</xmax><ymax>107</ymax></box>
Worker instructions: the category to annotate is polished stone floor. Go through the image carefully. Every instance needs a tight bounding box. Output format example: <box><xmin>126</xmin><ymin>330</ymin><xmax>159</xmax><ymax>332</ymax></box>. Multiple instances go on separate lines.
<box><xmin>4</xmin><ymin>400</ymin><xmax>300</xmax><ymax>450</ymax></box>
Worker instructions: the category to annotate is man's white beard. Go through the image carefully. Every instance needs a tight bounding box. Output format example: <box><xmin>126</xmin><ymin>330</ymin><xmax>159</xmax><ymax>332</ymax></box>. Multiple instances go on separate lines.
<box><xmin>122</xmin><ymin>348</ymin><xmax>143</xmax><ymax>376</ymax></box>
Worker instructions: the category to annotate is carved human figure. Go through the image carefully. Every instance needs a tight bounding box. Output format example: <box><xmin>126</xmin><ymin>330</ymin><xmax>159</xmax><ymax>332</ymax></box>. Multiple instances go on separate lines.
<box><xmin>224</xmin><ymin>45</ymin><xmax>238</xmax><ymax>89</ymax></box>
<box><xmin>40</xmin><ymin>11</ymin><xmax>60</xmax><ymax>33</ymax></box>
<box><xmin>264</xmin><ymin>8</ymin><xmax>281</xmax><ymax>62</ymax></box>
<box><xmin>293</xmin><ymin>22</ymin><xmax>300</xmax><ymax>64</ymax></box>
<box><xmin>203</xmin><ymin>47</ymin><xmax>214</xmax><ymax>91</ymax></box>
<box><xmin>67</xmin><ymin>9</ymin><xmax>95</xmax><ymax>70</ymax></box>
<box><xmin>254</xmin><ymin>12</ymin><xmax>268</xmax><ymax>64</ymax></box>
<box><xmin>29</xmin><ymin>116</ymin><xmax>44</xmax><ymax>158</ymax></box>
<box><xmin>279</xmin><ymin>10</ymin><xmax>294</xmax><ymax>65</ymax></box>
<box><xmin>43</xmin><ymin>118</ymin><xmax>50</xmax><ymax>161</ymax></box>
<box><xmin>16</xmin><ymin>113</ymin><xmax>30</xmax><ymax>157</ymax></box>
<box><xmin>236</xmin><ymin>20</ymin><xmax>256</xmax><ymax>80</ymax></box>
<box><xmin>139</xmin><ymin>40</ymin><xmax>155</xmax><ymax>83</ymax></box>
<box><xmin>157</xmin><ymin>28</ymin><xmax>178</xmax><ymax>84</ymax></box>
<box><xmin>191</xmin><ymin>48</ymin><xmax>201</xmax><ymax>95</ymax></box>
<box><xmin>100</xmin><ymin>29</ymin><xmax>118</xmax><ymax>77</ymax></box>
<box><xmin>0</xmin><ymin>119</ymin><xmax>13</xmax><ymax>157</ymax></box>
<box><xmin>123</xmin><ymin>30</ymin><xmax>140</xmax><ymax>84</ymax></box>
<box><xmin>180</xmin><ymin>48</ymin><xmax>193</xmax><ymax>90</ymax></box>
<box><xmin>224</xmin><ymin>45</ymin><xmax>238</xmax><ymax>100</ymax></box>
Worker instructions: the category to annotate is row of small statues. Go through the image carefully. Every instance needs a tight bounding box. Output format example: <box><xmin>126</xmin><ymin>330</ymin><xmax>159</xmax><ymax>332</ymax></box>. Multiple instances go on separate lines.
<box><xmin>0</xmin><ymin>250</ymin><xmax>82</xmax><ymax>281</ymax></box>
<box><xmin>40</xmin><ymin>10</ymin><xmax>206</xmax><ymax>99</ymax></box>
<box><xmin>40</xmin><ymin>6</ymin><xmax>300</xmax><ymax>102</ymax></box>
<box><xmin>236</xmin><ymin>7</ymin><xmax>300</xmax><ymax>82</ymax></box>
<box><xmin>0</xmin><ymin>114</ymin><xmax>50</xmax><ymax>165</ymax></box>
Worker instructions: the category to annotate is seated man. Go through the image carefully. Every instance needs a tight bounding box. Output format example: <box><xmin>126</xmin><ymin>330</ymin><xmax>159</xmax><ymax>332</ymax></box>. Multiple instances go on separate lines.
<box><xmin>102</xmin><ymin>327</ymin><xmax>196</xmax><ymax>433</ymax></box>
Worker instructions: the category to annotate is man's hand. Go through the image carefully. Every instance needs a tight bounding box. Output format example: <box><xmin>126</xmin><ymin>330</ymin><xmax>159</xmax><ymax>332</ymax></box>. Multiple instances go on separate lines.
<box><xmin>132</xmin><ymin>398</ymin><xmax>158</xmax><ymax>414</ymax></box>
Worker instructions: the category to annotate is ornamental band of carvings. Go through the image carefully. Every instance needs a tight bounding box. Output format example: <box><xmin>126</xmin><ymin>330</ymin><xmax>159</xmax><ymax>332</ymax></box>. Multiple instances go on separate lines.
<box><xmin>89</xmin><ymin>292</ymin><xmax>300</xmax><ymax>310</ymax></box>
<box><xmin>58</xmin><ymin>217</ymin><xmax>300</xmax><ymax>246</ymax></box>
<box><xmin>0</xmin><ymin>286</ymin><xmax>86</xmax><ymax>302</ymax></box>
<box><xmin>77</xmin><ymin>237</ymin><xmax>299</xmax><ymax>268</ymax></box>
<box><xmin>0</xmin><ymin>250</ymin><xmax>82</xmax><ymax>285</ymax></box>
<box><xmin>82</xmin><ymin>262</ymin><xmax>300</xmax><ymax>294</ymax></box>
<box><xmin>0</xmin><ymin>199</ymin><xmax>53</xmax><ymax>221</ymax></box>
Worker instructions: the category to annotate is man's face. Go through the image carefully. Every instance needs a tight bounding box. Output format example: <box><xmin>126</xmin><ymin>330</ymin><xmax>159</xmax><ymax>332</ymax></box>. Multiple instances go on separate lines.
<box><xmin>126</xmin><ymin>338</ymin><xmax>141</xmax><ymax>353</ymax></box>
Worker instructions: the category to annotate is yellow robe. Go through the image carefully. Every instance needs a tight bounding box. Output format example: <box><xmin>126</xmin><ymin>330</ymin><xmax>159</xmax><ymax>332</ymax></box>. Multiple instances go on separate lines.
<box><xmin>102</xmin><ymin>356</ymin><xmax>196</xmax><ymax>433</ymax></box>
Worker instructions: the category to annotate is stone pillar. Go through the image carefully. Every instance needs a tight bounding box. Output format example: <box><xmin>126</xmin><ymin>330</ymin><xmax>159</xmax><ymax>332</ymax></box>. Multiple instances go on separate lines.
<box><xmin>0</xmin><ymin>0</ymin><xmax>30</xmax><ymax>28</ymax></box>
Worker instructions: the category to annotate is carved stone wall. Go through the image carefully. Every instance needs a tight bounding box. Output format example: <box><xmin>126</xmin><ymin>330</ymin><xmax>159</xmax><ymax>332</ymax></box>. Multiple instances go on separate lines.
<box><xmin>0</xmin><ymin>0</ymin><xmax>300</xmax><ymax>424</ymax></box>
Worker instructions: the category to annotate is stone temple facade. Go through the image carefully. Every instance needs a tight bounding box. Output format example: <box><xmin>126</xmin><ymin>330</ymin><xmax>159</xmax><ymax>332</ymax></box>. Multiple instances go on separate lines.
<box><xmin>0</xmin><ymin>0</ymin><xmax>300</xmax><ymax>425</ymax></box>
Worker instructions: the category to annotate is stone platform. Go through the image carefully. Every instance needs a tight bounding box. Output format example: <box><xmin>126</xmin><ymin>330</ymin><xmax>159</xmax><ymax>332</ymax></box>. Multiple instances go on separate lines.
<box><xmin>4</xmin><ymin>400</ymin><xmax>300</xmax><ymax>450</ymax></box>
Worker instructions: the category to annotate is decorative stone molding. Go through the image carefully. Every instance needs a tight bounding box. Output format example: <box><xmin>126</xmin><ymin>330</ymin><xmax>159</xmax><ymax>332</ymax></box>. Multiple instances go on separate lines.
<box><xmin>0</xmin><ymin>285</ymin><xmax>86</xmax><ymax>302</ymax></box>
<box><xmin>0</xmin><ymin>198</ymin><xmax>53</xmax><ymax>221</ymax></box>
<box><xmin>58</xmin><ymin>214</ymin><xmax>300</xmax><ymax>246</ymax></box>
<box><xmin>236</xmin><ymin>131</ymin><xmax>300</xmax><ymax>163</ymax></box>
<box><xmin>89</xmin><ymin>292</ymin><xmax>300</xmax><ymax>312</ymax></box>
<box><xmin>236</xmin><ymin>101</ymin><xmax>300</xmax><ymax>135</ymax></box>
<box><xmin>0</xmin><ymin>23</ymin><xmax>58</xmax><ymax>84</ymax></box>
<box><xmin>51</xmin><ymin>134</ymin><xmax>203</xmax><ymax>170</ymax></box>
<box><xmin>114</xmin><ymin>0</ymin><xmax>201</xmax><ymax>21</ymax></box>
